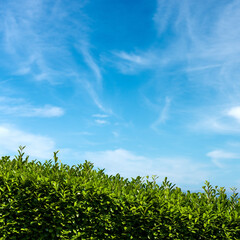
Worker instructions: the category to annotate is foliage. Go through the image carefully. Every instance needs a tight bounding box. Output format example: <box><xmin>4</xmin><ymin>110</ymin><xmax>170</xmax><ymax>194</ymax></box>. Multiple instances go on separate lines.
<box><xmin>0</xmin><ymin>146</ymin><xmax>239</xmax><ymax>239</ymax></box>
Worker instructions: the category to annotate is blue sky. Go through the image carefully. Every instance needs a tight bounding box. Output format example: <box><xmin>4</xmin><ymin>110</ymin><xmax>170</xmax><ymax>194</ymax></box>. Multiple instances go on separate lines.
<box><xmin>1</xmin><ymin>0</ymin><xmax>240</xmax><ymax>194</ymax></box>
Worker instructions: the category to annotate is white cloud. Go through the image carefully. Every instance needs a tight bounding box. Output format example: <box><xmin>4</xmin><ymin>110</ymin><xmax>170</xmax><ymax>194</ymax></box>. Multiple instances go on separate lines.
<box><xmin>0</xmin><ymin>124</ymin><xmax>56</xmax><ymax>160</ymax></box>
<box><xmin>227</xmin><ymin>106</ymin><xmax>240</xmax><ymax>122</ymax></box>
<box><xmin>207</xmin><ymin>150</ymin><xmax>239</xmax><ymax>159</ymax></box>
<box><xmin>95</xmin><ymin>119</ymin><xmax>108</xmax><ymax>124</ymax></box>
<box><xmin>82</xmin><ymin>148</ymin><xmax>210</xmax><ymax>186</ymax></box>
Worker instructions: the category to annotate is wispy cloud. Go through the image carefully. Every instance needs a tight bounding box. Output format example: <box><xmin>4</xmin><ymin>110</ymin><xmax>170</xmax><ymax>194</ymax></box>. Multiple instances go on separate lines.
<box><xmin>92</xmin><ymin>113</ymin><xmax>111</xmax><ymax>125</ymax></box>
<box><xmin>27</xmin><ymin>105</ymin><xmax>64</xmax><ymax>117</ymax></box>
<box><xmin>153</xmin><ymin>0</ymin><xmax>240</xmax><ymax>73</ymax></box>
<box><xmin>1</xmin><ymin>2</ymin><xmax>57</xmax><ymax>84</ymax></box>
<box><xmin>115</xmin><ymin>52</ymin><xmax>149</xmax><ymax>65</ymax></box>
<box><xmin>185</xmin><ymin>64</ymin><xmax>222</xmax><ymax>73</ymax></box>
<box><xmin>111</xmin><ymin>50</ymin><xmax>160</xmax><ymax>74</ymax></box>
<box><xmin>207</xmin><ymin>149</ymin><xmax>240</xmax><ymax>168</ymax></box>
<box><xmin>192</xmin><ymin>105</ymin><xmax>240</xmax><ymax>134</ymax></box>
<box><xmin>110</xmin><ymin>0</ymin><xmax>240</xmax><ymax>133</ymax></box>
<box><xmin>151</xmin><ymin>97</ymin><xmax>171</xmax><ymax>131</ymax></box>
<box><xmin>80</xmin><ymin>79</ymin><xmax>112</xmax><ymax>113</ymax></box>
<box><xmin>182</xmin><ymin>1</ymin><xmax>240</xmax><ymax>99</ymax></box>
<box><xmin>0</xmin><ymin>0</ymin><xmax>108</xmax><ymax>112</ymax></box>
<box><xmin>153</xmin><ymin>0</ymin><xmax>181</xmax><ymax>35</ymax></box>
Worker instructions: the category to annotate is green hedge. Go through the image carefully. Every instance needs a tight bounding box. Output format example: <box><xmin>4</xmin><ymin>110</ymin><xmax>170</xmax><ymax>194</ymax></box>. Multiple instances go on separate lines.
<box><xmin>0</xmin><ymin>146</ymin><xmax>239</xmax><ymax>239</ymax></box>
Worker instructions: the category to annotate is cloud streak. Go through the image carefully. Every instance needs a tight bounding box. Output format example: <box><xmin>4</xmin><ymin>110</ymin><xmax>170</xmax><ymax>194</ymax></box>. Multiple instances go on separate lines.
<box><xmin>79</xmin><ymin>78</ymin><xmax>112</xmax><ymax>114</ymax></box>
<box><xmin>0</xmin><ymin>97</ymin><xmax>64</xmax><ymax>117</ymax></box>
<box><xmin>207</xmin><ymin>149</ymin><xmax>240</xmax><ymax>168</ymax></box>
<box><xmin>110</xmin><ymin>50</ymin><xmax>161</xmax><ymax>74</ymax></box>
<box><xmin>151</xmin><ymin>97</ymin><xmax>171</xmax><ymax>131</ymax></box>
<box><xmin>77</xmin><ymin>42</ymin><xmax>102</xmax><ymax>85</ymax></box>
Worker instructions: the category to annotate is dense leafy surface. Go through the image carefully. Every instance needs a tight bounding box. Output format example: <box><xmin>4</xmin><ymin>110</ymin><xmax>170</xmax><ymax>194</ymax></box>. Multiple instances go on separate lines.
<box><xmin>0</xmin><ymin>146</ymin><xmax>239</xmax><ymax>239</ymax></box>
